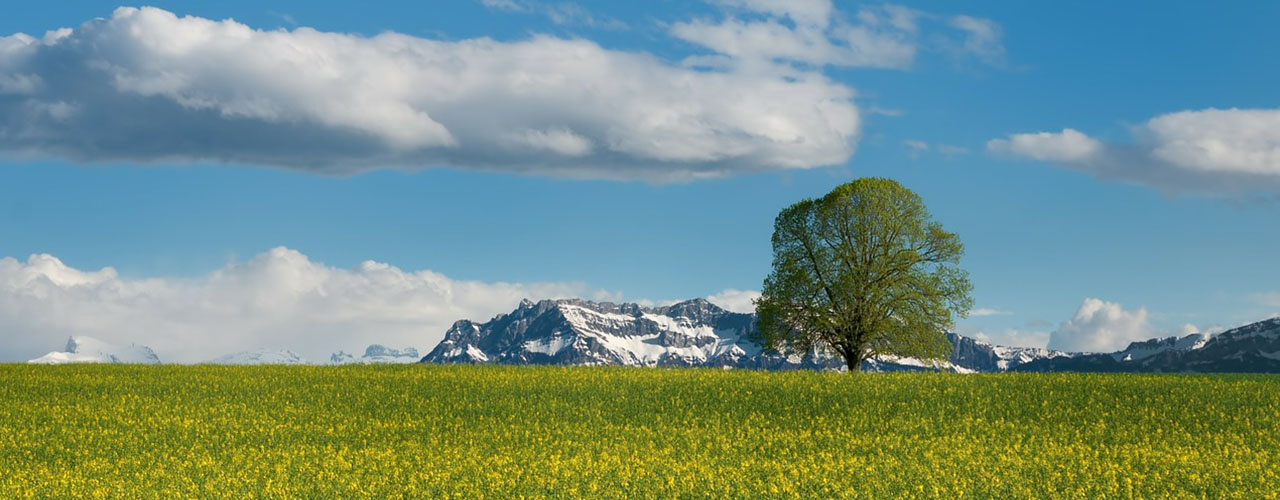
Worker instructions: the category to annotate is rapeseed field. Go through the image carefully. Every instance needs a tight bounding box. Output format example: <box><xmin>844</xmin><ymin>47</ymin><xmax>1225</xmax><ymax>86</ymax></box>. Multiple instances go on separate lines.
<box><xmin>1</xmin><ymin>364</ymin><xmax>1276</xmax><ymax>499</ymax></box>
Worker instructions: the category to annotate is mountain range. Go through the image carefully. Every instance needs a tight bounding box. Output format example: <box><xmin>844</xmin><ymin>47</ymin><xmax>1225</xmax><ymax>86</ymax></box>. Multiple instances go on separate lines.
<box><xmin>423</xmin><ymin>298</ymin><xmax>1280</xmax><ymax>373</ymax></box>
<box><xmin>24</xmin><ymin>298</ymin><xmax>1280</xmax><ymax>372</ymax></box>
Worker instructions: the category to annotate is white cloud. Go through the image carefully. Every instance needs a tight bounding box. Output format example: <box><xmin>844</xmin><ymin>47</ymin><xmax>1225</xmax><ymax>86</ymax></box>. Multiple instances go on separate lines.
<box><xmin>867</xmin><ymin>106</ymin><xmax>903</xmax><ymax>117</ymax></box>
<box><xmin>705</xmin><ymin>288</ymin><xmax>761</xmax><ymax>314</ymax></box>
<box><xmin>0</xmin><ymin>6</ymin><xmax>858</xmax><ymax>181</ymax></box>
<box><xmin>0</xmin><ymin>247</ymin><xmax>616</xmax><ymax>363</ymax></box>
<box><xmin>988</xmin><ymin>108</ymin><xmax>1280</xmax><ymax>195</ymax></box>
<box><xmin>1047</xmin><ymin>298</ymin><xmax>1154</xmax><ymax>352</ymax></box>
<box><xmin>947</xmin><ymin>15</ymin><xmax>1006</xmax><ymax>66</ymax></box>
<box><xmin>671</xmin><ymin>16</ymin><xmax>911</xmax><ymax>69</ymax></box>
<box><xmin>670</xmin><ymin>3</ymin><xmax>1003</xmax><ymax>71</ymax></box>
<box><xmin>937</xmin><ymin>144</ymin><xmax>969</xmax><ymax>157</ymax></box>
<box><xmin>506</xmin><ymin>128</ymin><xmax>594</xmax><ymax>157</ymax></box>
<box><xmin>987</xmin><ymin>129</ymin><xmax>1102</xmax><ymax>162</ymax></box>
<box><xmin>480</xmin><ymin>0</ymin><xmax>628</xmax><ymax>30</ymax></box>
<box><xmin>718</xmin><ymin>0</ymin><xmax>834</xmax><ymax>27</ymax></box>
<box><xmin>969</xmin><ymin>307</ymin><xmax>1011</xmax><ymax>317</ymax></box>
<box><xmin>1146</xmin><ymin>109</ymin><xmax>1280</xmax><ymax>175</ymax></box>
<box><xmin>480</xmin><ymin>0</ymin><xmax>527</xmax><ymax>12</ymax></box>
<box><xmin>904</xmin><ymin>139</ymin><xmax>928</xmax><ymax>159</ymax></box>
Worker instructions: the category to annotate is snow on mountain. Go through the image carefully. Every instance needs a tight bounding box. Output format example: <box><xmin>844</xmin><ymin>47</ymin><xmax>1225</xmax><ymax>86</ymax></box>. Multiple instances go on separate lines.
<box><xmin>28</xmin><ymin>336</ymin><xmax>161</xmax><ymax>364</ymax></box>
<box><xmin>208</xmin><ymin>348</ymin><xmax>308</xmax><ymax>365</ymax></box>
<box><xmin>1111</xmin><ymin>333</ymin><xmax>1210</xmax><ymax>362</ymax></box>
<box><xmin>424</xmin><ymin>298</ymin><xmax>770</xmax><ymax>368</ymax></box>
<box><xmin>330</xmin><ymin>345</ymin><xmax>420</xmax><ymax>364</ymax></box>
<box><xmin>423</xmin><ymin>298</ymin><xmax>991</xmax><ymax>372</ymax></box>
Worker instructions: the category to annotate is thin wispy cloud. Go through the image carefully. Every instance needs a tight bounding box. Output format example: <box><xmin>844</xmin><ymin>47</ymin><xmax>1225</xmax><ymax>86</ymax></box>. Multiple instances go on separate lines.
<box><xmin>945</xmin><ymin>15</ymin><xmax>1006</xmax><ymax>67</ymax></box>
<box><xmin>671</xmin><ymin>1</ymin><xmax>1007</xmax><ymax>70</ymax></box>
<box><xmin>479</xmin><ymin>0</ymin><xmax>628</xmax><ymax>30</ymax></box>
<box><xmin>937</xmin><ymin>144</ymin><xmax>969</xmax><ymax>157</ymax></box>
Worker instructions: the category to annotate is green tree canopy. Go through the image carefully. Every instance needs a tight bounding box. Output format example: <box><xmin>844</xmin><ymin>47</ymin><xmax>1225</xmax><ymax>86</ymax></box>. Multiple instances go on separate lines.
<box><xmin>755</xmin><ymin>177</ymin><xmax>973</xmax><ymax>372</ymax></box>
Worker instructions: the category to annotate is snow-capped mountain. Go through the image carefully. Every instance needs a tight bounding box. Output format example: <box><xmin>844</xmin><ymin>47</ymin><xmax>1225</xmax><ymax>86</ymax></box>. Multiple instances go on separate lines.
<box><xmin>208</xmin><ymin>348</ymin><xmax>308</xmax><ymax>365</ymax></box>
<box><xmin>422</xmin><ymin>298</ymin><xmax>1006</xmax><ymax>372</ymax></box>
<box><xmin>28</xmin><ymin>336</ymin><xmax>161</xmax><ymax>364</ymax></box>
<box><xmin>330</xmin><ymin>345</ymin><xmax>420</xmax><ymax>364</ymax></box>
<box><xmin>1016</xmin><ymin>318</ymin><xmax>1280</xmax><ymax>372</ymax></box>
<box><xmin>423</xmin><ymin>298</ymin><xmax>775</xmax><ymax>368</ymax></box>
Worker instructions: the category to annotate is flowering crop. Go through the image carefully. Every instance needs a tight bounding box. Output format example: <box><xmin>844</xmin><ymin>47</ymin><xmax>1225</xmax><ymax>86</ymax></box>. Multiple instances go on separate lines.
<box><xmin>0</xmin><ymin>365</ymin><xmax>1277</xmax><ymax>498</ymax></box>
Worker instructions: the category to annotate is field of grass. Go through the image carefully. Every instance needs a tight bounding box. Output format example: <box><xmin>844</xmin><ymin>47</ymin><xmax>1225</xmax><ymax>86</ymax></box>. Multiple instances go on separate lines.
<box><xmin>1</xmin><ymin>365</ymin><xmax>1278</xmax><ymax>499</ymax></box>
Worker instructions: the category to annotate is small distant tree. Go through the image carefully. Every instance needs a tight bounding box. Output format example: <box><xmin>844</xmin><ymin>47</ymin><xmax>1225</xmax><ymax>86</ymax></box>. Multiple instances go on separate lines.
<box><xmin>755</xmin><ymin>178</ymin><xmax>973</xmax><ymax>372</ymax></box>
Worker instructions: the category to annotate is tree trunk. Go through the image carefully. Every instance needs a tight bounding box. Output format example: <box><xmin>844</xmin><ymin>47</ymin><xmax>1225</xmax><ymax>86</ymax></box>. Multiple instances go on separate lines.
<box><xmin>843</xmin><ymin>349</ymin><xmax>864</xmax><ymax>372</ymax></box>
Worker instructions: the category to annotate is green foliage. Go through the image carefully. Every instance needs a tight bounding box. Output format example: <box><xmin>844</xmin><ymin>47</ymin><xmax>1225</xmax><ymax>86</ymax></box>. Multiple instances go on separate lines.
<box><xmin>756</xmin><ymin>177</ymin><xmax>973</xmax><ymax>370</ymax></box>
<box><xmin>1</xmin><ymin>365</ymin><xmax>1278</xmax><ymax>499</ymax></box>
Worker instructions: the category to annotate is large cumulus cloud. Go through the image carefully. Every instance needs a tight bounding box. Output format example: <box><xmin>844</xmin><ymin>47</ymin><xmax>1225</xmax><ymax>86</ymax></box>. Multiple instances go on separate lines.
<box><xmin>0</xmin><ymin>7</ymin><xmax>859</xmax><ymax>180</ymax></box>
<box><xmin>1047</xmin><ymin>298</ymin><xmax>1154</xmax><ymax>352</ymax></box>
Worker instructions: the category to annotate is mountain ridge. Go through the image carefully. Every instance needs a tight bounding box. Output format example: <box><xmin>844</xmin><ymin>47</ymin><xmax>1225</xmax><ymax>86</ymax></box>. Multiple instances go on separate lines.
<box><xmin>425</xmin><ymin>298</ymin><xmax>972</xmax><ymax>372</ymax></box>
<box><xmin>421</xmin><ymin>298</ymin><xmax>1280</xmax><ymax>373</ymax></box>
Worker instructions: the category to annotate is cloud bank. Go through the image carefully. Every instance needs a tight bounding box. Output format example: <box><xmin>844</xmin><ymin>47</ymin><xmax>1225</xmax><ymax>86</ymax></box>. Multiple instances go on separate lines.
<box><xmin>0</xmin><ymin>6</ymin><xmax>859</xmax><ymax>180</ymax></box>
<box><xmin>0</xmin><ymin>247</ymin><xmax>615</xmax><ymax>363</ymax></box>
<box><xmin>988</xmin><ymin>108</ymin><xmax>1280</xmax><ymax>195</ymax></box>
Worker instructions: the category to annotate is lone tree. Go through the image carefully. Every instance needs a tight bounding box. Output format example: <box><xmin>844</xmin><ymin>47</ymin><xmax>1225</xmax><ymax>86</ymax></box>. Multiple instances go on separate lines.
<box><xmin>755</xmin><ymin>177</ymin><xmax>973</xmax><ymax>372</ymax></box>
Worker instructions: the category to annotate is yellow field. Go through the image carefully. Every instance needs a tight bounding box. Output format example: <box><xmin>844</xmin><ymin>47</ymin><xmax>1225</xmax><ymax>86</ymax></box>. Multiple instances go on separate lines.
<box><xmin>1</xmin><ymin>364</ymin><xmax>1277</xmax><ymax>499</ymax></box>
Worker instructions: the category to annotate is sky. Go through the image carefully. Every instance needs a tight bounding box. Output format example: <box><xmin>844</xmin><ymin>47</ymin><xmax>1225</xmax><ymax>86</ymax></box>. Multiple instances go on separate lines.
<box><xmin>1</xmin><ymin>1</ymin><xmax>1278</xmax><ymax>362</ymax></box>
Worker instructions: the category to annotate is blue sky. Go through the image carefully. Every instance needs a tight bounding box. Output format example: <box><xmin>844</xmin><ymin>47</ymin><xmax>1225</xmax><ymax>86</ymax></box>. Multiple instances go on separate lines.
<box><xmin>1</xmin><ymin>1</ymin><xmax>1278</xmax><ymax>361</ymax></box>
